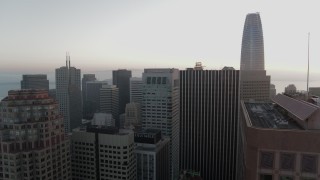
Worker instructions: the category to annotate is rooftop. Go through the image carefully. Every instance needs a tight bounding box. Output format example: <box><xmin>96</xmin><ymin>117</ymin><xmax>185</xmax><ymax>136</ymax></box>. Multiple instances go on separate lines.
<box><xmin>272</xmin><ymin>94</ymin><xmax>319</xmax><ymax>121</ymax></box>
<box><xmin>244</xmin><ymin>102</ymin><xmax>303</xmax><ymax>130</ymax></box>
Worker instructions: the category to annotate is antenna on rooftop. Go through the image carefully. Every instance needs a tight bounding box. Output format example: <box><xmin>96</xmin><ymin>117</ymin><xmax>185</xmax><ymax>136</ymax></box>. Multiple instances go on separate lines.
<box><xmin>307</xmin><ymin>33</ymin><xmax>310</xmax><ymax>98</ymax></box>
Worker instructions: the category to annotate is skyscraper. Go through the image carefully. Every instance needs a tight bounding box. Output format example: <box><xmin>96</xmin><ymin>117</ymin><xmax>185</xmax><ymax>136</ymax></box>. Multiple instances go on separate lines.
<box><xmin>240</xmin><ymin>12</ymin><xmax>264</xmax><ymax>71</ymax></box>
<box><xmin>142</xmin><ymin>68</ymin><xmax>180</xmax><ymax>179</ymax></box>
<box><xmin>113</xmin><ymin>69</ymin><xmax>132</xmax><ymax>115</ymax></box>
<box><xmin>240</xmin><ymin>70</ymin><xmax>270</xmax><ymax>102</ymax></box>
<box><xmin>100</xmin><ymin>85</ymin><xmax>119</xmax><ymax>126</ymax></box>
<box><xmin>180</xmin><ymin>65</ymin><xmax>240</xmax><ymax>180</ymax></box>
<box><xmin>84</xmin><ymin>81</ymin><xmax>108</xmax><ymax>119</ymax></box>
<box><xmin>82</xmin><ymin>74</ymin><xmax>96</xmax><ymax>118</ymax></box>
<box><xmin>0</xmin><ymin>89</ymin><xmax>71</xmax><ymax>180</ymax></box>
<box><xmin>56</xmin><ymin>53</ymin><xmax>82</xmax><ymax>133</ymax></box>
<box><xmin>21</xmin><ymin>74</ymin><xmax>49</xmax><ymax>90</ymax></box>
<box><xmin>130</xmin><ymin>77</ymin><xmax>143</xmax><ymax>104</ymax></box>
<box><xmin>240</xmin><ymin>13</ymin><xmax>270</xmax><ymax>102</ymax></box>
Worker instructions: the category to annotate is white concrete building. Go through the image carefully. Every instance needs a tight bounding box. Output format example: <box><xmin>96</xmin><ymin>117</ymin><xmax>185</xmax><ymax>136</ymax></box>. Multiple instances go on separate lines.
<box><xmin>142</xmin><ymin>68</ymin><xmax>180</xmax><ymax>179</ymax></box>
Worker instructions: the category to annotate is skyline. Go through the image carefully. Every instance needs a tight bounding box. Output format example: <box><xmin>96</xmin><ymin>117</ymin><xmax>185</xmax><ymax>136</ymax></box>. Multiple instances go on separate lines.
<box><xmin>1</xmin><ymin>0</ymin><xmax>320</xmax><ymax>93</ymax></box>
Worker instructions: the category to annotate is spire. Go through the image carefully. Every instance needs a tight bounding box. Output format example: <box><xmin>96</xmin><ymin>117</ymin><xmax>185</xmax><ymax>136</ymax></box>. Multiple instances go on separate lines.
<box><xmin>68</xmin><ymin>52</ymin><xmax>71</xmax><ymax>68</ymax></box>
<box><xmin>66</xmin><ymin>52</ymin><xmax>68</xmax><ymax>67</ymax></box>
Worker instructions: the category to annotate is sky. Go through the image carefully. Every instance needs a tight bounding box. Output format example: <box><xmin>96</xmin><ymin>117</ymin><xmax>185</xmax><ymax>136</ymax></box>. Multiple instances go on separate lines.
<box><xmin>0</xmin><ymin>0</ymin><xmax>320</xmax><ymax>91</ymax></box>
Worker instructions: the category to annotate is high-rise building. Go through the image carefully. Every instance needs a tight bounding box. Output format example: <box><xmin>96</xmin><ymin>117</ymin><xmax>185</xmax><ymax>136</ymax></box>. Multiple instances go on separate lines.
<box><xmin>56</xmin><ymin>54</ymin><xmax>82</xmax><ymax>133</ymax></box>
<box><xmin>84</xmin><ymin>81</ymin><xmax>108</xmax><ymax>119</ymax></box>
<box><xmin>0</xmin><ymin>89</ymin><xmax>71</xmax><ymax>180</ymax></box>
<box><xmin>240</xmin><ymin>70</ymin><xmax>270</xmax><ymax>102</ymax></box>
<box><xmin>240</xmin><ymin>12</ymin><xmax>264</xmax><ymax>71</ymax></box>
<box><xmin>100</xmin><ymin>85</ymin><xmax>119</xmax><ymax>127</ymax></box>
<box><xmin>125</xmin><ymin>102</ymin><xmax>141</xmax><ymax>129</ymax></box>
<box><xmin>82</xmin><ymin>74</ymin><xmax>96</xmax><ymax>118</ymax></box>
<box><xmin>113</xmin><ymin>69</ymin><xmax>132</xmax><ymax>114</ymax></box>
<box><xmin>239</xmin><ymin>94</ymin><xmax>320</xmax><ymax>180</ymax></box>
<box><xmin>21</xmin><ymin>74</ymin><xmax>49</xmax><ymax>90</ymax></box>
<box><xmin>134</xmin><ymin>129</ymin><xmax>170</xmax><ymax>180</ymax></box>
<box><xmin>130</xmin><ymin>77</ymin><xmax>143</xmax><ymax>104</ymax></box>
<box><xmin>270</xmin><ymin>83</ymin><xmax>276</xmax><ymax>99</ymax></box>
<box><xmin>142</xmin><ymin>68</ymin><xmax>180</xmax><ymax>179</ymax></box>
<box><xmin>180</xmin><ymin>65</ymin><xmax>240</xmax><ymax>180</ymax></box>
<box><xmin>71</xmin><ymin>126</ymin><xmax>136</xmax><ymax>180</ymax></box>
<box><xmin>240</xmin><ymin>13</ymin><xmax>270</xmax><ymax>102</ymax></box>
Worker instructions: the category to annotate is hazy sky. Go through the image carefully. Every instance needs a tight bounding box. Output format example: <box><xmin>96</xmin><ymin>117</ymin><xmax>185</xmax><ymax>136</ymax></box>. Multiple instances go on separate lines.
<box><xmin>1</xmin><ymin>0</ymin><xmax>320</xmax><ymax>89</ymax></box>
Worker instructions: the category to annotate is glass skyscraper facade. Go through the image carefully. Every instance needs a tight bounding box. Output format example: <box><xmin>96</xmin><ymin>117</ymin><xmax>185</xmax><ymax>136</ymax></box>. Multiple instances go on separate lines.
<box><xmin>240</xmin><ymin>12</ymin><xmax>265</xmax><ymax>71</ymax></box>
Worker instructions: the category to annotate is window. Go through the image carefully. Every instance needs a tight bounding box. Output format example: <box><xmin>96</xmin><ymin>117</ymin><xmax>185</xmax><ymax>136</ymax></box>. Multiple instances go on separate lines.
<box><xmin>279</xmin><ymin>176</ymin><xmax>293</xmax><ymax>180</ymax></box>
<box><xmin>260</xmin><ymin>151</ymin><xmax>274</xmax><ymax>169</ymax></box>
<box><xmin>260</xmin><ymin>174</ymin><xmax>272</xmax><ymax>180</ymax></box>
<box><xmin>280</xmin><ymin>153</ymin><xmax>295</xmax><ymax>171</ymax></box>
<box><xmin>301</xmin><ymin>154</ymin><xmax>317</xmax><ymax>173</ymax></box>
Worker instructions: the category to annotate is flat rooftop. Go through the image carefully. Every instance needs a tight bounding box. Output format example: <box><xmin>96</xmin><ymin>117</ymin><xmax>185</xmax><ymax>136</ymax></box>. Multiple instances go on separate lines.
<box><xmin>244</xmin><ymin>102</ymin><xmax>303</xmax><ymax>130</ymax></box>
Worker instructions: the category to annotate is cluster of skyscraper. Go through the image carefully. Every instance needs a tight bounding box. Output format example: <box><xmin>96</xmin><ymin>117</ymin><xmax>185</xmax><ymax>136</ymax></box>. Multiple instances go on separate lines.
<box><xmin>1</xmin><ymin>12</ymin><xmax>320</xmax><ymax>180</ymax></box>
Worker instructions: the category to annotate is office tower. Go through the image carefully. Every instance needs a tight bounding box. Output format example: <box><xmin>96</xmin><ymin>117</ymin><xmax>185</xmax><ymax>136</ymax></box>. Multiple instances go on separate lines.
<box><xmin>240</xmin><ymin>13</ymin><xmax>270</xmax><ymax>102</ymax></box>
<box><xmin>92</xmin><ymin>113</ymin><xmax>115</xmax><ymax>127</ymax></box>
<box><xmin>134</xmin><ymin>129</ymin><xmax>170</xmax><ymax>180</ymax></box>
<box><xmin>240</xmin><ymin>70</ymin><xmax>270</xmax><ymax>102</ymax></box>
<box><xmin>100</xmin><ymin>85</ymin><xmax>119</xmax><ymax>127</ymax></box>
<box><xmin>239</xmin><ymin>94</ymin><xmax>320</xmax><ymax>180</ymax></box>
<box><xmin>113</xmin><ymin>69</ymin><xmax>132</xmax><ymax>115</ymax></box>
<box><xmin>285</xmin><ymin>84</ymin><xmax>297</xmax><ymax>94</ymax></box>
<box><xmin>71</xmin><ymin>126</ymin><xmax>136</xmax><ymax>180</ymax></box>
<box><xmin>84</xmin><ymin>81</ymin><xmax>108</xmax><ymax>119</ymax></box>
<box><xmin>21</xmin><ymin>74</ymin><xmax>49</xmax><ymax>90</ymax></box>
<box><xmin>240</xmin><ymin>12</ymin><xmax>264</xmax><ymax>71</ymax></box>
<box><xmin>142</xmin><ymin>68</ymin><xmax>180</xmax><ymax>179</ymax></box>
<box><xmin>0</xmin><ymin>90</ymin><xmax>71</xmax><ymax>180</ymax></box>
<box><xmin>82</xmin><ymin>74</ymin><xmax>96</xmax><ymax>117</ymax></box>
<box><xmin>130</xmin><ymin>77</ymin><xmax>143</xmax><ymax>104</ymax></box>
<box><xmin>270</xmin><ymin>83</ymin><xmax>276</xmax><ymax>99</ymax></box>
<box><xmin>180</xmin><ymin>65</ymin><xmax>240</xmax><ymax>180</ymax></box>
<box><xmin>56</xmin><ymin>54</ymin><xmax>82</xmax><ymax>133</ymax></box>
<box><xmin>124</xmin><ymin>102</ymin><xmax>141</xmax><ymax>129</ymax></box>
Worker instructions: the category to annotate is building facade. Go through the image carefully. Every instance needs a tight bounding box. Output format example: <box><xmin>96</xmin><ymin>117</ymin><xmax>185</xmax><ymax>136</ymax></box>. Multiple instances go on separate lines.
<box><xmin>21</xmin><ymin>74</ymin><xmax>49</xmax><ymax>90</ymax></box>
<box><xmin>240</xmin><ymin>70</ymin><xmax>270</xmax><ymax>102</ymax></box>
<box><xmin>100</xmin><ymin>85</ymin><xmax>119</xmax><ymax>127</ymax></box>
<box><xmin>125</xmin><ymin>102</ymin><xmax>141</xmax><ymax>129</ymax></box>
<box><xmin>240</xmin><ymin>13</ymin><xmax>270</xmax><ymax>102</ymax></box>
<box><xmin>113</xmin><ymin>69</ymin><xmax>132</xmax><ymax>115</ymax></box>
<box><xmin>240</xmin><ymin>12</ymin><xmax>264</xmax><ymax>71</ymax></box>
<box><xmin>0</xmin><ymin>90</ymin><xmax>71</xmax><ymax>180</ymax></box>
<box><xmin>134</xmin><ymin>129</ymin><xmax>170</xmax><ymax>180</ymax></box>
<box><xmin>270</xmin><ymin>83</ymin><xmax>276</xmax><ymax>99</ymax></box>
<box><xmin>71</xmin><ymin>126</ymin><xmax>136</xmax><ymax>180</ymax></box>
<box><xmin>84</xmin><ymin>81</ymin><xmax>108</xmax><ymax>119</ymax></box>
<box><xmin>142</xmin><ymin>68</ymin><xmax>180</xmax><ymax>179</ymax></box>
<box><xmin>82</xmin><ymin>74</ymin><xmax>96</xmax><ymax>118</ymax></box>
<box><xmin>56</xmin><ymin>55</ymin><xmax>82</xmax><ymax>133</ymax></box>
<box><xmin>130</xmin><ymin>77</ymin><xmax>143</xmax><ymax>104</ymax></box>
<box><xmin>239</xmin><ymin>94</ymin><xmax>320</xmax><ymax>180</ymax></box>
<box><xmin>180</xmin><ymin>66</ymin><xmax>240</xmax><ymax>180</ymax></box>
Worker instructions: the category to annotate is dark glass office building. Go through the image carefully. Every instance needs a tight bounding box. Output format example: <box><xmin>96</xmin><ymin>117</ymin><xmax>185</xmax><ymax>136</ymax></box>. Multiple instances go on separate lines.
<box><xmin>112</xmin><ymin>69</ymin><xmax>132</xmax><ymax>115</ymax></box>
<box><xmin>180</xmin><ymin>66</ymin><xmax>240</xmax><ymax>180</ymax></box>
